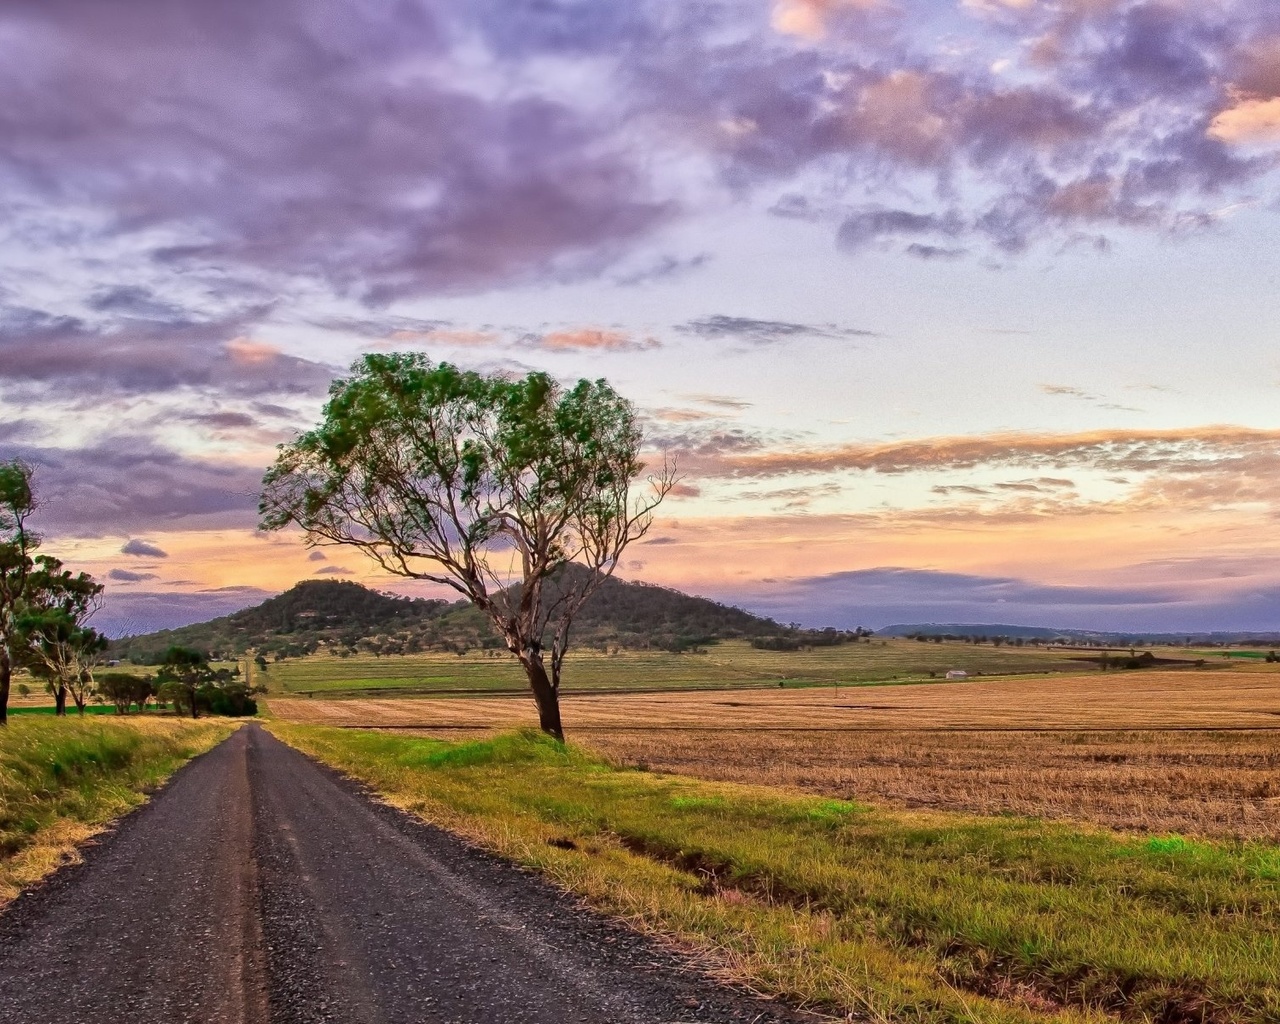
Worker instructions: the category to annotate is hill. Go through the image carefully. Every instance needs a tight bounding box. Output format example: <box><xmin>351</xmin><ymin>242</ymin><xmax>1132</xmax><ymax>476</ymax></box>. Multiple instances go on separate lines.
<box><xmin>111</xmin><ymin>572</ymin><xmax>850</xmax><ymax>664</ymax></box>
<box><xmin>112</xmin><ymin>580</ymin><xmax>454</xmax><ymax>663</ymax></box>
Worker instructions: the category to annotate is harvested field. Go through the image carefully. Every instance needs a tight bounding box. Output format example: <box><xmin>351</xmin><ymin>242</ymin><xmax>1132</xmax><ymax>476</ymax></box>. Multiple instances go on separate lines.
<box><xmin>585</xmin><ymin>728</ymin><xmax>1280</xmax><ymax>842</ymax></box>
<box><xmin>268</xmin><ymin>668</ymin><xmax>1280</xmax><ymax>731</ymax></box>
<box><xmin>269</xmin><ymin>669</ymin><xmax>1280</xmax><ymax>840</ymax></box>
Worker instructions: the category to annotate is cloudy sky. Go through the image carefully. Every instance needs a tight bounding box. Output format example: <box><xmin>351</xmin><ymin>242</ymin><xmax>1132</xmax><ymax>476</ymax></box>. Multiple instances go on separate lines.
<box><xmin>2</xmin><ymin>0</ymin><xmax>1279</xmax><ymax>634</ymax></box>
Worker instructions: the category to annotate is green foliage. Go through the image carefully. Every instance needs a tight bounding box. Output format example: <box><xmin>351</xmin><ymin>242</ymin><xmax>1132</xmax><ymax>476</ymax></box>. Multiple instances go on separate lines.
<box><xmin>1145</xmin><ymin>835</ymin><xmax>1192</xmax><ymax>855</ymax></box>
<box><xmin>0</xmin><ymin>459</ymin><xmax>39</xmax><ymax>724</ymax></box>
<box><xmin>259</xmin><ymin>354</ymin><xmax>649</xmax><ymax>592</ymax></box>
<box><xmin>17</xmin><ymin>555</ymin><xmax>107</xmax><ymax>714</ymax></box>
<box><xmin>96</xmin><ymin>672</ymin><xmax>155</xmax><ymax>714</ymax></box>
<box><xmin>257</xmin><ymin>636</ymin><xmax>1097</xmax><ymax>699</ymax></box>
<box><xmin>113</xmin><ymin>579</ymin><xmax>453</xmax><ymax>663</ymax></box>
<box><xmin>260</xmin><ymin>353</ymin><xmax>674</xmax><ymax>737</ymax></box>
<box><xmin>156</xmin><ymin>646</ymin><xmax>255</xmax><ymax>718</ymax></box>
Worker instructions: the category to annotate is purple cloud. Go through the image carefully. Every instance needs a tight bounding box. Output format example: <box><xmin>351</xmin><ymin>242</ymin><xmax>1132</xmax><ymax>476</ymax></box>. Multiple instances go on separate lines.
<box><xmin>0</xmin><ymin>0</ymin><xmax>1273</xmax><ymax>314</ymax></box>
<box><xmin>715</xmin><ymin>566</ymin><xmax>1280</xmax><ymax>633</ymax></box>
<box><xmin>2</xmin><ymin>437</ymin><xmax>262</xmax><ymax>536</ymax></box>
<box><xmin>0</xmin><ymin>308</ymin><xmax>334</xmax><ymax>399</ymax></box>
<box><xmin>109</xmin><ymin>568</ymin><xmax>159</xmax><ymax>583</ymax></box>
<box><xmin>121</xmin><ymin>539</ymin><xmax>169</xmax><ymax>558</ymax></box>
<box><xmin>678</xmin><ymin>315</ymin><xmax>878</xmax><ymax>345</ymax></box>
<box><xmin>0</xmin><ymin>1</ymin><xmax>672</xmax><ymax>305</ymax></box>
<box><xmin>98</xmin><ymin>586</ymin><xmax>275</xmax><ymax>637</ymax></box>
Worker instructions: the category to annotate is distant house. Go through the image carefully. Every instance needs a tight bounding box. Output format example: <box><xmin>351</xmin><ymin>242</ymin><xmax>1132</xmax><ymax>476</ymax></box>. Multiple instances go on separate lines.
<box><xmin>945</xmin><ymin>669</ymin><xmax>968</xmax><ymax>680</ymax></box>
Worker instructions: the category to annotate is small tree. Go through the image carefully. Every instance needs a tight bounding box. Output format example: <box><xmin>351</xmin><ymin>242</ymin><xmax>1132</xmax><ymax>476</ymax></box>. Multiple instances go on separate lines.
<box><xmin>260</xmin><ymin>353</ymin><xmax>673</xmax><ymax>740</ymax></box>
<box><xmin>0</xmin><ymin>461</ymin><xmax>37</xmax><ymax>725</ymax></box>
<box><xmin>98</xmin><ymin>672</ymin><xmax>154</xmax><ymax>714</ymax></box>
<box><xmin>156</xmin><ymin>646</ymin><xmax>215</xmax><ymax>719</ymax></box>
<box><xmin>131</xmin><ymin>673</ymin><xmax>156</xmax><ymax>711</ymax></box>
<box><xmin>18</xmin><ymin>556</ymin><xmax>106</xmax><ymax>715</ymax></box>
<box><xmin>97</xmin><ymin>673</ymin><xmax>136</xmax><ymax>714</ymax></box>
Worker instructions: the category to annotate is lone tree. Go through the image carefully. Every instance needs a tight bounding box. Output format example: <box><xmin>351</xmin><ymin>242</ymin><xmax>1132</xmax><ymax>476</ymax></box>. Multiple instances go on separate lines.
<box><xmin>260</xmin><ymin>353</ymin><xmax>674</xmax><ymax>740</ymax></box>
<box><xmin>0</xmin><ymin>461</ymin><xmax>37</xmax><ymax>726</ymax></box>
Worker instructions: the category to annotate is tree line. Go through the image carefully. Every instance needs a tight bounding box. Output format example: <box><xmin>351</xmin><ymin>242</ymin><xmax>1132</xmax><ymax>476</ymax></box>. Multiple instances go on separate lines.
<box><xmin>0</xmin><ymin>461</ymin><xmax>256</xmax><ymax>724</ymax></box>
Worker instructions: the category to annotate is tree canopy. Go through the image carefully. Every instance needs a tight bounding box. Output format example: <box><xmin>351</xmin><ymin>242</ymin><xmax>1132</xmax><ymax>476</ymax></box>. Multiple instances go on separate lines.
<box><xmin>0</xmin><ymin>460</ymin><xmax>38</xmax><ymax>725</ymax></box>
<box><xmin>260</xmin><ymin>353</ymin><xmax>673</xmax><ymax>738</ymax></box>
<box><xmin>18</xmin><ymin>555</ymin><xmax>107</xmax><ymax>715</ymax></box>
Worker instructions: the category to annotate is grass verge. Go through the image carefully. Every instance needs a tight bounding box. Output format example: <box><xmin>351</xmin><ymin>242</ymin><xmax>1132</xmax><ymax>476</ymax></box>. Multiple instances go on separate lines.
<box><xmin>269</xmin><ymin>723</ymin><xmax>1280</xmax><ymax>1024</ymax></box>
<box><xmin>1</xmin><ymin>716</ymin><xmax>235</xmax><ymax>905</ymax></box>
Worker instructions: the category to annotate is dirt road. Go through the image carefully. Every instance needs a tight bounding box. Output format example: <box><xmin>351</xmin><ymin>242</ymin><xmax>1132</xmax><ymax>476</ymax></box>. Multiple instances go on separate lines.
<box><xmin>0</xmin><ymin>724</ymin><xmax>810</xmax><ymax>1024</ymax></box>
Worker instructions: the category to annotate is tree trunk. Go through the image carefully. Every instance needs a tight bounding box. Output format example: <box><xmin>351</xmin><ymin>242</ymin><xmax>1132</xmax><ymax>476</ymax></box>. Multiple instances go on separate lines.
<box><xmin>0</xmin><ymin>646</ymin><xmax>10</xmax><ymax>726</ymax></box>
<box><xmin>54</xmin><ymin>685</ymin><xmax>67</xmax><ymax>716</ymax></box>
<box><xmin>521</xmin><ymin>655</ymin><xmax>564</xmax><ymax>742</ymax></box>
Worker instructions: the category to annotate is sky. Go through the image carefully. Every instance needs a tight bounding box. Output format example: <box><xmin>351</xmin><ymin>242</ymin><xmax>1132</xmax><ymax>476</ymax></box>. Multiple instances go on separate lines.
<box><xmin>2</xmin><ymin>0</ymin><xmax>1279</xmax><ymax>635</ymax></box>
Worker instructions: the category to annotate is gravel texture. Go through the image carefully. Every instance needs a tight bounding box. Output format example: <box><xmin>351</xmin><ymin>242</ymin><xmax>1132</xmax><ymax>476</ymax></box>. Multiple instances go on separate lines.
<box><xmin>0</xmin><ymin>723</ymin><xmax>822</xmax><ymax>1024</ymax></box>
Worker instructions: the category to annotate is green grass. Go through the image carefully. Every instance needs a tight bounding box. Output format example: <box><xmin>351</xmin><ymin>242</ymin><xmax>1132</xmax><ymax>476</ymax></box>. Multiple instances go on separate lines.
<box><xmin>260</xmin><ymin>638</ymin><xmax>1100</xmax><ymax>698</ymax></box>
<box><xmin>270</xmin><ymin>724</ymin><xmax>1280</xmax><ymax>1023</ymax></box>
<box><xmin>8</xmin><ymin>704</ymin><xmax>169</xmax><ymax>717</ymax></box>
<box><xmin>0</xmin><ymin>717</ymin><xmax>234</xmax><ymax>901</ymax></box>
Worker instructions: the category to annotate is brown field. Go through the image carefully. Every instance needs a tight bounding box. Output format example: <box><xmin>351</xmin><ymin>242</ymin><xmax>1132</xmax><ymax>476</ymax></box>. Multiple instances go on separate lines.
<box><xmin>269</xmin><ymin>669</ymin><xmax>1280</xmax><ymax>840</ymax></box>
<box><xmin>584</xmin><ymin>728</ymin><xmax>1280</xmax><ymax>842</ymax></box>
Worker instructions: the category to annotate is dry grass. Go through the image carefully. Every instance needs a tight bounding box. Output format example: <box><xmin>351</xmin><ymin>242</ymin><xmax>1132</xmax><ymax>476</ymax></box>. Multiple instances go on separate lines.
<box><xmin>267</xmin><ymin>668</ymin><xmax>1280</xmax><ymax>731</ymax></box>
<box><xmin>268</xmin><ymin>669</ymin><xmax>1280</xmax><ymax>840</ymax></box>
<box><xmin>582</xmin><ymin>729</ymin><xmax>1280</xmax><ymax>842</ymax></box>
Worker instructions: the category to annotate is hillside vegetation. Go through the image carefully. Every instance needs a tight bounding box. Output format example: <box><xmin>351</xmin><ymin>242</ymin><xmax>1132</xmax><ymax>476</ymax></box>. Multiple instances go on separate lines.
<box><xmin>113</xmin><ymin>571</ymin><xmax>860</xmax><ymax>664</ymax></box>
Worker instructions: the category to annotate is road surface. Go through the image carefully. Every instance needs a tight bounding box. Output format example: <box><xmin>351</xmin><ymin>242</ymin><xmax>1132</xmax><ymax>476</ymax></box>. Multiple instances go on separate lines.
<box><xmin>0</xmin><ymin>723</ymin><xmax>815</xmax><ymax>1024</ymax></box>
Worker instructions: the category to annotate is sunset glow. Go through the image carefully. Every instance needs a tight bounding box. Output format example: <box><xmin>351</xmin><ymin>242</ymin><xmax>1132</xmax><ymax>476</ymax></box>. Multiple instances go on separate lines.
<box><xmin>2</xmin><ymin>0</ymin><xmax>1278</xmax><ymax>634</ymax></box>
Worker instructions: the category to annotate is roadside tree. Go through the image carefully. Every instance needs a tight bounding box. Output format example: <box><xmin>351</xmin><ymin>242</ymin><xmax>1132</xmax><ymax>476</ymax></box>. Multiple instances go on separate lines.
<box><xmin>156</xmin><ymin>646</ymin><xmax>216</xmax><ymax>719</ymax></box>
<box><xmin>260</xmin><ymin>353</ymin><xmax>673</xmax><ymax>740</ymax></box>
<box><xmin>155</xmin><ymin>646</ymin><xmax>250</xmax><ymax>717</ymax></box>
<box><xmin>19</xmin><ymin>557</ymin><xmax>108</xmax><ymax>715</ymax></box>
<box><xmin>99</xmin><ymin>672</ymin><xmax>155</xmax><ymax>714</ymax></box>
<box><xmin>0</xmin><ymin>460</ymin><xmax>37</xmax><ymax>725</ymax></box>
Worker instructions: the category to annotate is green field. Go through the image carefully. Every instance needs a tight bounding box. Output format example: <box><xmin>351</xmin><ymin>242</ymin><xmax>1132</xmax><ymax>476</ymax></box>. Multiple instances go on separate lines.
<box><xmin>272</xmin><ymin>724</ymin><xmax>1280</xmax><ymax>1024</ymax></box>
<box><xmin>256</xmin><ymin>638</ymin><xmax>1119</xmax><ymax>697</ymax></box>
<box><xmin>8</xmin><ymin>705</ymin><xmax>170</xmax><ymax>717</ymax></box>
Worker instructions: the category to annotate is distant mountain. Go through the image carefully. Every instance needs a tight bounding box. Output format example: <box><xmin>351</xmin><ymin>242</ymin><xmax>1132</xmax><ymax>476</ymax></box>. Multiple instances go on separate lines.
<box><xmin>878</xmin><ymin>622</ymin><xmax>1280</xmax><ymax>645</ymax></box>
<box><xmin>111</xmin><ymin>572</ymin><xmax>820</xmax><ymax>663</ymax></box>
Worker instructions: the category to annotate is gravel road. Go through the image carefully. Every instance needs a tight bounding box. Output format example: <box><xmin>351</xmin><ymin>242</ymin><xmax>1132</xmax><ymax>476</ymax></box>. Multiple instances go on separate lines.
<box><xmin>0</xmin><ymin>723</ymin><xmax>819</xmax><ymax>1024</ymax></box>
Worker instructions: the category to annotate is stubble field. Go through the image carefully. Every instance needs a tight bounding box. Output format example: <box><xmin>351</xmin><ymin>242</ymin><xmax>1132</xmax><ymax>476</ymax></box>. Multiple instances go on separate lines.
<box><xmin>269</xmin><ymin>667</ymin><xmax>1280</xmax><ymax>840</ymax></box>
